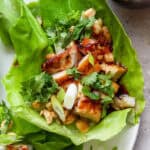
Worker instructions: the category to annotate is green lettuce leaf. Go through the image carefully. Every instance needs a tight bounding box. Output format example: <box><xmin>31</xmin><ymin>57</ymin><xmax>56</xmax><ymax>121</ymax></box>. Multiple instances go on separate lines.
<box><xmin>1</xmin><ymin>0</ymin><xmax>48</xmax><ymax>106</ymax></box>
<box><xmin>0</xmin><ymin>100</ymin><xmax>40</xmax><ymax>145</ymax></box>
<box><xmin>2</xmin><ymin>0</ymin><xmax>145</xmax><ymax>145</ymax></box>
<box><xmin>25</xmin><ymin>132</ymin><xmax>71</xmax><ymax>150</ymax></box>
<box><xmin>11</xmin><ymin>115</ymin><xmax>40</xmax><ymax>136</ymax></box>
<box><xmin>27</xmin><ymin>1</ymin><xmax>40</xmax><ymax>18</ymax></box>
<box><xmin>9</xmin><ymin>106</ymin><xmax>130</xmax><ymax>145</ymax></box>
<box><xmin>0</xmin><ymin>0</ymin><xmax>20</xmax><ymax>45</ymax></box>
<box><xmin>39</xmin><ymin>0</ymin><xmax>145</xmax><ymax>120</ymax></box>
<box><xmin>24</xmin><ymin>132</ymin><xmax>83</xmax><ymax>150</ymax></box>
<box><xmin>0</xmin><ymin>133</ymin><xmax>22</xmax><ymax>145</ymax></box>
<box><xmin>65</xmin><ymin>145</ymin><xmax>83</xmax><ymax>150</ymax></box>
<box><xmin>21</xmin><ymin>72</ymin><xmax>59</xmax><ymax>104</ymax></box>
<box><xmin>0</xmin><ymin>0</ymin><xmax>48</xmax><ymax>64</ymax></box>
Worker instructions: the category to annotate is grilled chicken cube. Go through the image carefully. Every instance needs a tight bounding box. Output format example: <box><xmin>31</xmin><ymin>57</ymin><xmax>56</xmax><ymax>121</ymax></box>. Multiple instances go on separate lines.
<box><xmin>77</xmin><ymin>54</ymin><xmax>90</xmax><ymax>72</ymax></box>
<box><xmin>74</xmin><ymin>97</ymin><xmax>101</xmax><ymax>122</ymax></box>
<box><xmin>79</xmin><ymin>38</ymin><xmax>97</xmax><ymax>55</ymax></box>
<box><xmin>40</xmin><ymin>109</ymin><xmax>56</xmax><ymax>124</ymax></box>
<box><xmin>82</xmin><ymin>8</ymin><xmax>96</xmax><ymax>19</ymax></box>
<box><xmin>104</xmin><ymin>53</ymin><xmax>114</xmax><ymax>63</ymax></box>
<box><xmin>112</xmin><ymin>94</ymin><xmax>135</xmax><ymax>110</ymax></box>
<box><xmin>45</xmin><ymin>102</ymin><xmax>53</xmax><ymax>111</ymax></box>
<box><xmin>112</xmin><ymin>82</ymin><xmax>120</xmax><ymax>93</ymax></box>
<box><xmin>32</xmin><ymin>101</ymin><xmax>45</xmax><ymax>111</ymax></box>
<box><xmin>101</xmin><ymin>63</ymin><xmax>126</xmax><ymax>81</ymax></box>
<box><xmin>88</xmin><ymin>63</ymin><xmax>101</xmax><ymax>74</ymax></box>
<box><xmin>75</xmin><ymin>119</ymin><xmax>89</xmax><ymax>133</ymax></box>
<box><xmin>45</xmin><ymin>53</ymin><xmax>55</xmax><ymax>60</ymax></box>
<box><xmin>93</xmin><ymin>19</ymin><xmax>103</xmax><ymax>35</ymax></box>
<box><xmin>102</xmin><ymin>26</ymin><xmax>111</xmax><ymax>43</ymax></box>
<box><xmin>42</xmin><ymin>42</ymin><xmax>78</xmax><ymax>74</ymax></box>
<box><xmin>77</xmin><ymin>54</ymin><xmax>101</xmax><ymax>74</ymax></box>
<box><xmin>64</xmin><ymin>112</ymin><xmax>76</xmax><ymax>125</ymax></box>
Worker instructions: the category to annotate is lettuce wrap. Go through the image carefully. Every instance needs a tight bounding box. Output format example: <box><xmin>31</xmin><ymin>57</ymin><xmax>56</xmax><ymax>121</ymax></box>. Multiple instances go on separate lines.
<box><xmin>0</xmin><ymin>101</ymin><xmax>40</xmax><ymax>145</ymax></box>
<box><xmin>1</xmin><ymin>0</ymin><xmax>145</xmax><ymax>145</ymax></box>
<box><xmin>0</xmin><ymin>101</ymin><xmax>83</xmax><ymax>150</ymax></box>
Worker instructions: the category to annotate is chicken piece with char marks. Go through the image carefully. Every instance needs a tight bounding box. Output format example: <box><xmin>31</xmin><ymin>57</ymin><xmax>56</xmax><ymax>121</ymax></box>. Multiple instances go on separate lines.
<box><xmin>74</xmin><ymin>96</ymin><xmax>102</xmax><ymax>122</ymax></box>
<box><xmin>42</xmin><ymin>42</ymin><xmax>78</xmax><ymax>74</ymax></box>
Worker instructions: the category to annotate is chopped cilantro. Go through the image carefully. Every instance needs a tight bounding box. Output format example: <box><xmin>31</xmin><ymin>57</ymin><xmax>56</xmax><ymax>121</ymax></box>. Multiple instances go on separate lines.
<box><xmin>81</xmin><ymin>72</ymin><xmax>115</xmax><ymax>100</ymax></box>
<box><xmin>66</xmin><ymin>67</ymin><xmax>81</xmax><ymax>80</ymax></box>
<box><xmin>82</xmin><ymin>86</ymin><xmax>100</xmax><ymax>100</ymax></box>
<box><xmin>81</xmin><ymin>72</ymin><xmax>98</xmax><ymax>86</ymax></box>
<box><xmin>94</xmin><ymin>74</ymin><xmax>114</xmax><ymax>98</ymax></box>
<box><xmin>72</xmin><ymin>22</ymin><xmax>85</xmax><ymax>40</ymax></box>
<box><xmin>44</xmin><ymin>11</ymin><xmax>95</xmax><ymax>50</ymax></box>
<box><xmin>21</xmin><ymin>72</ymin><xmax>59</xmax><ymax>104</ymax></box>
<box><xmin>44</xmin><ymin>10</ymin><xmax>80</xmax><ymax>51</ymax></box>
<box><xmin>72</xmin><ymin>17</ymin><xmax>95</xmax><ymax>41</ymax></box>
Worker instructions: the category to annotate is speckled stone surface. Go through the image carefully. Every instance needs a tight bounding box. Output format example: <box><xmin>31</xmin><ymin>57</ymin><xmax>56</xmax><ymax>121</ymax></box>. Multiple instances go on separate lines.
<box><xmin>108</xmin><ymin>1</ymin><xmax>150</xmax><ymax>150</ymax></box>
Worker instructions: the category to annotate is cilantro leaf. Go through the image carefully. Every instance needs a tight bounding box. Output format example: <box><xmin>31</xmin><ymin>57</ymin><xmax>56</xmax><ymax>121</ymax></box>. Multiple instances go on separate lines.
<box><xmin>101</xmin><ymin>86</ymin><xmax>114</xmax><ymax>98</ymax></box>
<box><xmin>72</xmin><ymin>22</ymin><xmax>85</xmax><ymax>40</ymax></box>
<box><xmin>66</xmin><ymin>67</ymin><xmax>81</xmax><ymax>80</ymax></box>
<box><xmin>94</xmin><ymin>74</ymin><xmax>114</xmax><ymax>98</ymax></box>
<box><xmin>81</xmin><ymin>72</ymin><xmax>98</xmax><ymax>86</ymax></box>
<box><xmin>44</xmin><ymin>12</ymin><xmax>95</xmax><ymax>50</ymax></box>
<box><xmin>21</xmin><ymin>72</ymin><xmax>59</xmax><ymax>104</ymax></box>
<box><xmin>72</xmin><ymin>17</ymin><xmax>95</xmax><ymax>41</ymax></box>
<box><xmin>44</xmin><ymin>10</ymin><xmax>80</xmax><ymax>51</ymax></box>
<box><xmin>81</xmin><ymin>72</ymin><xmax>115</xmax><ymax>100</ymax></box>
<box><xmin>82</xmin><ymin>86</ymin><xmax>100</xmax><ymax>100</ymax></box>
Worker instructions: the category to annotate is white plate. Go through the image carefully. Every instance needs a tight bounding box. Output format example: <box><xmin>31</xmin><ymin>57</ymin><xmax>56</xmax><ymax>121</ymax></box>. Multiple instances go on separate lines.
<box><xmin>0</xmin><ymin>0</ymin><xmax>139</xmax><ymax>149</ymax></box>
<box><xmin>0</xmin><ymin>33</ymin><xmax>139</xmax><ymax>150</ymax></box>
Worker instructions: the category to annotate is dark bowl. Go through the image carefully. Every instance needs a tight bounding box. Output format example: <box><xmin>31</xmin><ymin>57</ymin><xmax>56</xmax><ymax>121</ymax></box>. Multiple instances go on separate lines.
<box><xmin>113</xmin><ymin>0</ymin><xmax>150</xmax><ymax>8</ymax></box>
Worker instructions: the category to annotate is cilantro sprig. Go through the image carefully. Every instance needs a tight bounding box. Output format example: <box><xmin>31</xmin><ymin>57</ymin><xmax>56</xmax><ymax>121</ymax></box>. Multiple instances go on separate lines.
<box><xmin>21</xmin><ymin>73</ymin><xmax>59</xmax><ymax>104</ymax></box>
<box><xmin>81</xmin><ymin>72</ymin><xmax>97</xmax><ymax>86</ymax></box>
<box><xmin>44</xmin><ymin>11</ymin><xmax>80</xmax><ymax>51</ymax></box>
<box><xmin>71</xmin><ymin>17</ymin><xmax>95</xmax><ymax>41</ymax></box>
<box><xmin>45</xmin><ymin>10</ymin><xmax>95</xmax><ymax>51</ymax></box>
<box><xmin>82</xmin><ymin>86</ymin><xmax>100</xmax><ymax>100</ymax></box>
<box><xmin>66</xmin><ymin>67</ymin><xmax>81</xmax><ymax>80</ymax></box>
<box><xmin>81</xmin><ymin>72</ymin><xmax>114</xmax><ymax>102</ymax></box>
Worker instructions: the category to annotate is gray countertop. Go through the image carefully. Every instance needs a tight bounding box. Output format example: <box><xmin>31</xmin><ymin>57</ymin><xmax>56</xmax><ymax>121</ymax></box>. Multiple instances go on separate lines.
<box><xmin>109</xmin><ymin>1</ymin><xmax>150</xmax><ymax>149</ymax></box>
